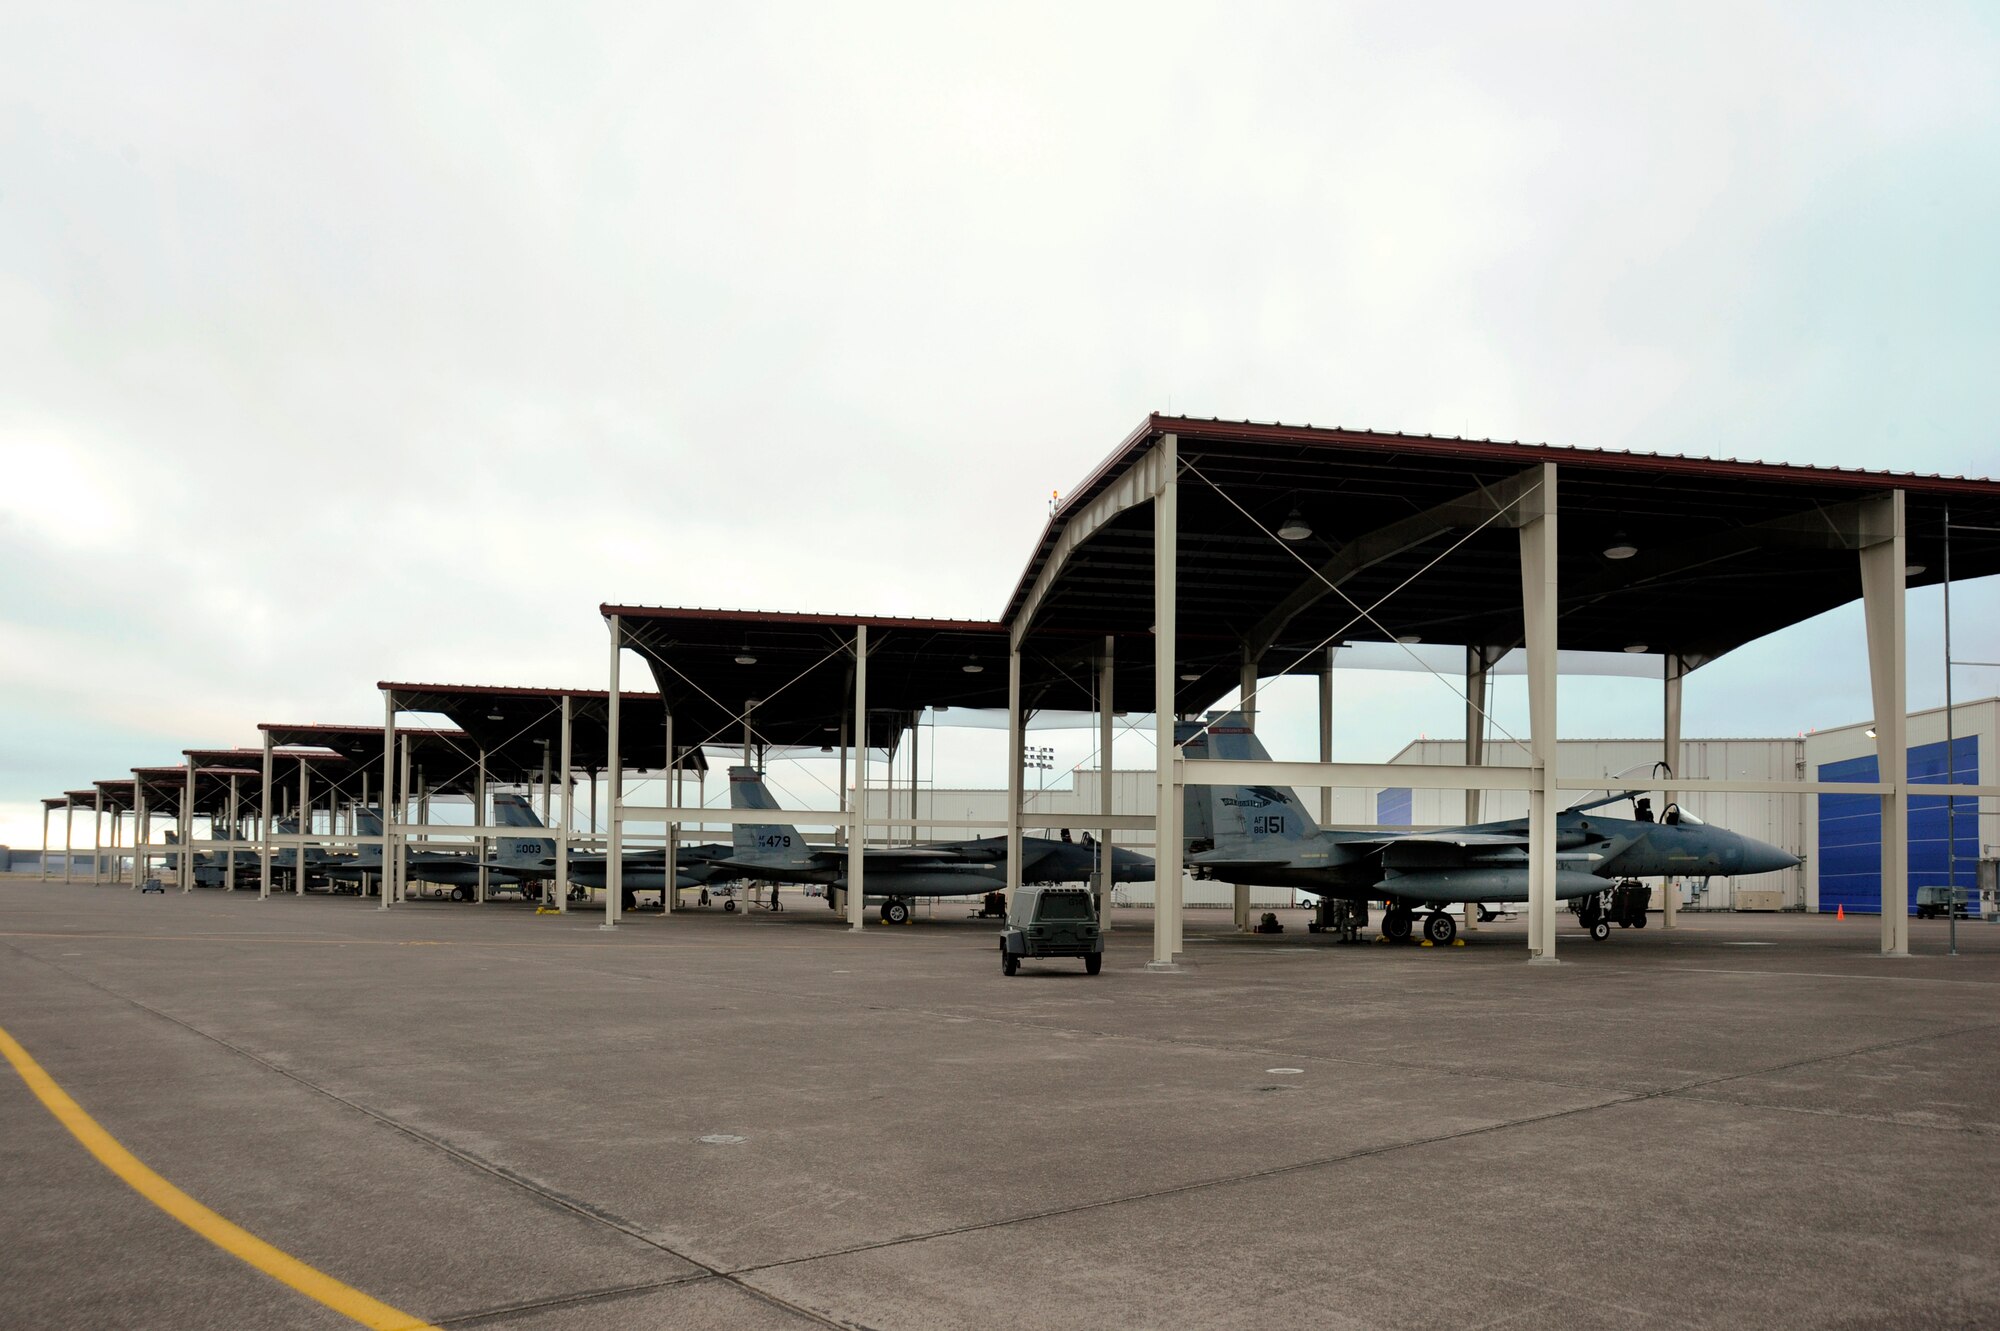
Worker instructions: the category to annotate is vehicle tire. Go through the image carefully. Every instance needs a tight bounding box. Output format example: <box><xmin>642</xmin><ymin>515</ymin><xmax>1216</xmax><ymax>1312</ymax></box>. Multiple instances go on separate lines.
<box><xmin>723</xmin><ymin>898</ymin><xmax>737</xmax><ymax>913</ymax></box>
<box><xmin>884</xmin><ymin>898</ymin><xmax>911</xmax><ymax>925</ymax></box>
<box><xmin>450</xmin><ymin>886</ymin><xmax>468</xmax><ymax>903</ymax></box>
<box><xmin>1002</xmin><ymin>951</ymin><xmax>1019</xmax><ymax>976</ymax></box>
<box><xmin>1423</xmin><ymin>912</ymin><xmax>1456</xmax><ymax>946</ymax></box>
<box><xmin>1591</xmin><ymin>920</ymin><xmax>1611</xmax><ymax>941</ymax></box>
<box><xmin>1085</xmin><ymin>952</ymin><xmax>1103</xmax><ymax>975</ymax></box>
<box><xmin>1381</xmin><ymin>909</ymin><xmax>1413</xmax><ymax>943</ymax></box>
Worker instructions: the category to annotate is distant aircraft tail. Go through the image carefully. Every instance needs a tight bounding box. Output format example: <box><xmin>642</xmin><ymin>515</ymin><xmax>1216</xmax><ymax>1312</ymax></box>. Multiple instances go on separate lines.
<box><xmin>728</xmin><ymin>767</ymin><xmax>814</xmax><ymax>866</ymax></box>
<box><xmin>353</xmin><ymin>805</ymin><xmax>384</xmax><ymax>837</ymax></box>
<box><xmin>1179</xmin><ymin>712</ymin><xmax>1323</xmax><ymax>852</ymax></box>
<box><xmin>491</xmin><ymin>792</ymin><xmax>556</xmax><ymax>864</ymax></box>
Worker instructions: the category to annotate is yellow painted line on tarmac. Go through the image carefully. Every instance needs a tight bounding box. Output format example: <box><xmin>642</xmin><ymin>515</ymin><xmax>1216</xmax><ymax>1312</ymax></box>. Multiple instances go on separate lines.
<box><xmin>0</xmin><ymin>1020</ymin><xmax>438</xmax><ymax>1331</ymax></box>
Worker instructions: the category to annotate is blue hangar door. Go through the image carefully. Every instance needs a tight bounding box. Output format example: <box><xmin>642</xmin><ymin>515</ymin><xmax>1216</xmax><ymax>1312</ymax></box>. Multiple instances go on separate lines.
<box><xmin>1818</xmin><ymin>737</ymin><xmax>1978</xmax><ymax>915</ymax></box>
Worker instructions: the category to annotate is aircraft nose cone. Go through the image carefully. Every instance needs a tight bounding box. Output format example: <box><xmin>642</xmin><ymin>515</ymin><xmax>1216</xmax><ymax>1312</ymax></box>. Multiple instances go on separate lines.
<box><xmin>1738</xmin><ymin>835</ymin><xmax>1800</xmax><ymax>876</ymax></box>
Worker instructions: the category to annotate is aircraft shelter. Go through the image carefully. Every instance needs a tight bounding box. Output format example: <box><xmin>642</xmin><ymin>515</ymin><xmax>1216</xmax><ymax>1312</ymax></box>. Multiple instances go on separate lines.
<box><xmin>33</xmin><ymin>413</ymin><xmax>2000</xmax><ymax>966</ymax></box>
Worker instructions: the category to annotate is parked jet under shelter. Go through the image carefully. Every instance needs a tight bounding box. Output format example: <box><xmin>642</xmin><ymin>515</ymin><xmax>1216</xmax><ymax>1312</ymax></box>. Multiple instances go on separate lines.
<box><xmin>1182</xmin><ymin>714</ymin><xmax>1798</xmax><ymax>945</ymax></box>
<box><xmin>720</xmin><ymin>766</ymin><xmax>1155</xmax><ymax>922</ymax></box>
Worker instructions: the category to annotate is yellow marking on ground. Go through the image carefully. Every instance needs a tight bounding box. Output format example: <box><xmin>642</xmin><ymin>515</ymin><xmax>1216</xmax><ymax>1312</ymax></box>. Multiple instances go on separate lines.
<box><xmin>0</xmin><ymin>1021</ymin><xmax>438</xmax><ymax>1331</ymax></box>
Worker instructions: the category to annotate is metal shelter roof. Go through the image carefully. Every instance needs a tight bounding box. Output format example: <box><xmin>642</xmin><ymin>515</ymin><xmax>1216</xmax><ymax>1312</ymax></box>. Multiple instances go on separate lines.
<box><xmin>1005</xmin><ymin>414</ymin><xmax>2000</xmax><ymax>709</ymax></box>
<box><xmin>375</xmin><ymin>683</ymin><xmax>708</xmax><ymax>776</ymax></box>
<box><xmin>131</xmin><ymin>765</ymin><xmax>263</xmax><ymax>817</ymax></box>
<box><xmin>598</xmin><ymin>607</ymin><xmax>1079</xmax><ymax>749</ymax></box>
<box><xmin>86</xmin><ymin>779</ymin><xmax>137</xmax><ymax>813</ymax></box>
<box><xmin>255</xmin><ymin>723</ymin><xmax>480</xmax><ymax>797</ymax></box>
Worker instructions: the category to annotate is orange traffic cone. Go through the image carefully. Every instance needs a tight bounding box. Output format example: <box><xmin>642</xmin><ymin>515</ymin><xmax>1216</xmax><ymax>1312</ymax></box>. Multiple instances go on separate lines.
<box><xmin>1837</xmin><ymin>904</ymin><xmax>1845</xmax><ymax>920</ymax></box>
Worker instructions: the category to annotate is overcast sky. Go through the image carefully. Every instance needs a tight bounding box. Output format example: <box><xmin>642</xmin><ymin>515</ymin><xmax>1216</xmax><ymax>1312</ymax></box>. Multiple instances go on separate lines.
<box><xmin>3</xmin><ymin>2</ymin><xmax>1997</xmax><ymax>846</ymax></box>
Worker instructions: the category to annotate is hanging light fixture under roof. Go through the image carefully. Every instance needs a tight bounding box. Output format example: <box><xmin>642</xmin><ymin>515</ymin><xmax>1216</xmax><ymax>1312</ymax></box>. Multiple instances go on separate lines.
<box><xmin>962</xmin><ymin>661</ymin><xmax>984</xmax><ymax>673</ymax></box>
<box><xmin>1603</xmin><ymin>531</ymin><xmax>1638</xmax><ymax>560</ymax></box>
<box><xmin>734</xmin><ymin>648</ymin><xmax>757</xmax><ymax>665</ymax></box>
<box><xmin>1624</xmin><ymin>643</ymin><xmax>1649</xmax><ymax>653</ymax></box>
<box><xmin>1905</xmin><ymin>563</ymin><xmax>1926</xmax><ymax>577</ymax></box>
<box><xmin>485</xmin><ymin>712</ymin><xmax>504</xmax><ymax>721</ymax></box>
<box><xmin>1179</xmin><ymin>671</ymin><xmax>1200</xmax><ymax>681</ymax></box>
<box><xmin>1276</xmin><ymin>508</ymin><xmax>1312</xmax><ymax>541</ymax></box>
<box><xmin>1396</xmin><ymin>634</ymin><xmax>1422</xmax><ymax>644</ymax></box>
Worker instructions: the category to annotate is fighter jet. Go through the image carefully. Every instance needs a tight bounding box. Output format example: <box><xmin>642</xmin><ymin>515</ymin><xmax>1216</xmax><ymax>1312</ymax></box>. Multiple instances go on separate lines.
<box><xmin>475</xmin><ymin>792</ymin><xmax>737</xmax><ymax>910</ymax></box>
<box><xmin>316</xmin><ymin>803</ymin><xmax>549</xmax><ymax>899</ymax></box>
<box><xmin>1183</xmin><ymin>713</ymin><xmax>1799</xmax><ymax>945</ymax></box>
<box><xmin>718</xmin><ymin>766</ymin><xmax>1155</xmax><ymax>924</ymax></box>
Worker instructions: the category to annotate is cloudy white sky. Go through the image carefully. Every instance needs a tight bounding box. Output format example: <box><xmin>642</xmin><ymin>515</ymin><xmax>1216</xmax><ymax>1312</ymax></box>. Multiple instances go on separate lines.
<box><xmin>3</xmin><ymin>2</ymin><xmax>1997</xmax><ymax>846</ymax></box>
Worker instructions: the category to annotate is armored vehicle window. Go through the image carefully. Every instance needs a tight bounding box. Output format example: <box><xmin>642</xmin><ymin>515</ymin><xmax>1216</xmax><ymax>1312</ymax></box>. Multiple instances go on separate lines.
<box><xmin>1036</xmin><ymin>893</ymin><xmax>1094</xmax><ymax>920</ymax></box>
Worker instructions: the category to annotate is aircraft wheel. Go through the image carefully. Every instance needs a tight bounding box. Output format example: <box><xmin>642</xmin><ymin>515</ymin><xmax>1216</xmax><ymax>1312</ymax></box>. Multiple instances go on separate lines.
<box><xmin>883</xmin><ymin>898</ymin><xmax>911</xmax><ymax>925</ymax></box>
<box><xmin>723</xmin><ymin>898</ymin><xmax>737</xmax><ymax>913</ymax></box>
<box><xmin>450</xmin><ymin>886</ymin><xmax>468</xmax><ymax>903</ymax></box>
<box><xmin>1084</xmin><ymin>952</ymin><xmax>1103</xmax><ymax>975</ymax></box>
<box><xmin>1381</xmin><ymin>909</ymin><xmax>1413</xmax><ymax>943</ymax></box>
<box><xmin>1002</xmin><ymin>949</ymin><xmax>1019</xmax><ymax>976</ymax></box>
<box><xmin>1591</xmin><ymin>920</ymin><xmax>1611</xmax><ymax>941</ymax></box>
<box><xmin>1633</xmin><ymin>915</ymin><xmax>1646</xmax><ymax>929</ymax></box>
<box><xmin>1423</xmin><ymin>912</ymin><xmax>1456</xmax><ymax>946</ymax></box>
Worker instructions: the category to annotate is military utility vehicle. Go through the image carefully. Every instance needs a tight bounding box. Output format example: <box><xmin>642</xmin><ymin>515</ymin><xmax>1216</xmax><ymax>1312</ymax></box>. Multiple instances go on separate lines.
<box><xmin>1000</xmin><ymin>885</ymin><xmax>1103</xmax><ymax>975</ymax></box>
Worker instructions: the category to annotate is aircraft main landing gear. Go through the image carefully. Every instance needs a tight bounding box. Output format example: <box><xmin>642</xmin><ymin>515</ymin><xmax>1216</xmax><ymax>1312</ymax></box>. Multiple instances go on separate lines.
<box><xmin>880</xmin><ymin>897</ymin><xmax>911</xmax><ymax>925</ymax></box>
<box><xmin>1381</xmin><ymin>908</ymin><xmax>1414</xmax><ymax>943</ymax></box>
<box><xmin>1423</xmin><ymin>911</ymin><xmax>1457</xmax><ymax>946</ymax></box>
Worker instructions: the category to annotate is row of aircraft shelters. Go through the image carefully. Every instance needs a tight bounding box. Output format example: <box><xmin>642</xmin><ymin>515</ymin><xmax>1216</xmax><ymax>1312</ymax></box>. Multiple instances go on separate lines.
<box><xmin>32</xmin><ymin>416</ymin><xmax>2000</xmax><ymax>968</ymax></box>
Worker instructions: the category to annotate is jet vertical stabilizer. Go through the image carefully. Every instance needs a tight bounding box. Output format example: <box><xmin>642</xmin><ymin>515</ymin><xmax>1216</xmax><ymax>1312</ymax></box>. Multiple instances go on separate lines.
<box><xmin>1179</xmin><ymin>712</ymin><xmax>1322</xmax><ymax>854</ymax></box>
<box><xmin>491</xmin><ymin>792</ymin><xmax>557</xmax><ymax>863</ymax></box>
<box><xmin>728</xmin><ymin>767</ymin><xmax>814</xmax><ymax>867</ymax></box>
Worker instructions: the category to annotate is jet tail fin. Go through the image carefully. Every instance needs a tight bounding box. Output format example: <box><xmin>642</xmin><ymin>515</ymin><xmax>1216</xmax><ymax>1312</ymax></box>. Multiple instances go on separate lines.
<box><xmin>491</xmin><ymin>792</ymin><xmax>556</xmax><ymax>864</ymax></box>
<box><xmin>352</xmin><ymin>805</ymin><xmax>385</xmax><ymax>837</ymax></box>
<box><xmin>1179</xmin><ymin>711</ymin><xmax>1323</xmax><ymax>851</ymax></box>
<box><xmin>728</xmin><ymin>767</ymin><xmax>813</xmax><ymax>865</ymax></box>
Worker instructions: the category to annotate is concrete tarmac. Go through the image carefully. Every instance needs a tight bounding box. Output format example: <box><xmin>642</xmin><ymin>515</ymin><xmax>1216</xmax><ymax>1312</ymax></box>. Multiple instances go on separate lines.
<box><xmin>2</xmin><ymin>880</ymin><xmax>1998</xmax><ymax>1329</ymax></box>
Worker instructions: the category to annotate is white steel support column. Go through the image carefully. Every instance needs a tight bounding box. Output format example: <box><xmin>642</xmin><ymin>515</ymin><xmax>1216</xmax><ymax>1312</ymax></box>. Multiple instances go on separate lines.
<box><xmin>63</xmin><ymin>800</ymin><xmax>74</xmax><ymax>884</ymax></box>
<box><xmin>1234</xmin><ymin>650</ymin><xmax>1257</xmax><ymax>932</ymax></box>
<box><xmin>179</xmin><ymin>764</ymin><xmax>195</xmax><ymax>892</ymax></box>
<box><xmin>296</xmin><ymin>757</ymin><xmax>309</xmax><ymax>896</ymax></box>
<box><xmin>261</xmin><ymin>730</ymin><xmax>275</xmax><ymax>899</ymax></box>
<box><xmin>846</xmin><ymin>625</ymin><xmax>868</xmax><ymax>930</ymax></box>
<box><xmin>1098</xmin><ymin>636</ymin><xmax>1115</xmax><ymax>931</ymax></box>
<box><xmin>1464</xmin><ymin>646</ymin><xmax>1500</xmax><ymax>931</ymax></box>
<box><xmin>1152</xmin><ymin>434</ymin><xmax>1182</xmax><ymax>968</ymax></box>
<box><xmin>1860</xmin><ymin>490</ymin><xmax>1909</xmax><ymax>957</ymax></box>
<box><xmin>1319</xmin><ymin>648</ymin><xmax>1335</xmax><ymax>826</ymax></box>
<box><xmin>837</xmin><ymin>707</ymin><xmax>849</xmax><ymax>848</ymax></box>
<box><xmin>1006</xmin><ymin>647</ymin><xmax>1025</xmax><ymax>910</ymax></box>
<box><xmin>380</xmin><ymin>692</ymin><xmax>397</xmax><ymax>909</ymax></box>
<box><xmin>475</xmin><ymin>750</ymin><xmax>489</xmax><ymax>905</ymax></box>
<box><xmin>92</xmin><ymin>790</ymin><xmax>104</xmax><ymax>886</ymax></box>
<box><xmin>555</xmin><ymin>697</ymin><xmax>572</xmax><ymax>913</ymax></box>
<box><xmin>133</xmin><ymin>786</ymin><xmax>147</xmax><ymax>891</ymax></box>
<box><xmin>225</xmin><ymin>774</ymin><xmax>239</xmax><ymax>890</ymax></box>
<box><xmin>661</xmin><ymin>708</ymin><xmax>674</xmax><ymax>914</ymax></box>
<box><xmin>397</xmin><ymin>740</ymin><xmax>412</xmax><ymax>905</ymax></box>
<box><xmin>40</xmin><ymin>803</ymin><xmax>51</xmax><ymax>882</ymax></box>
<box><xmin>604</xmin><ymin>617</ymin><xmax>624</xmax><ymax>930</ymax></box>
<box><xmin>1520</xmin><ymin>462</ymin><xmax>1560</xmax><ymax>964</ymax></box>
<box><xmin>539</xmin><ymin>741</ymin><xmax>553</xmax><ymax>828</ymax></box>
<box><xmin>1662</xmin><ymin>654</ymin><xmax>1687</xmax><ymax>929</ymax></box>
